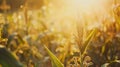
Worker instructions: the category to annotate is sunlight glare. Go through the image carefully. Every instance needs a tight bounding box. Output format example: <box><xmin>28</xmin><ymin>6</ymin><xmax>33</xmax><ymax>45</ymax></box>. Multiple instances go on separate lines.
<box><xmin>45</xmin><ymin>0</ymin><xmax>113</xmax><ymax>34</ymax></box>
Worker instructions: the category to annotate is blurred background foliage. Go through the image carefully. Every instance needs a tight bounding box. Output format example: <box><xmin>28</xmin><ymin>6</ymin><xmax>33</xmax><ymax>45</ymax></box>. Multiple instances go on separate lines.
<box><xmin>0</xmin><ymin>0</ymin><xmax>120</xmax><ymax>67</ymax></box>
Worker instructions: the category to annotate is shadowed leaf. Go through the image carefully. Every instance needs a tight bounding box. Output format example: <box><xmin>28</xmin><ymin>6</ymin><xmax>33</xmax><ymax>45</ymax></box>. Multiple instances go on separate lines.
<box><xmin>0</xmin><ymin>48</ymin><xmax>23</xmax><ymax>67</ymax></box>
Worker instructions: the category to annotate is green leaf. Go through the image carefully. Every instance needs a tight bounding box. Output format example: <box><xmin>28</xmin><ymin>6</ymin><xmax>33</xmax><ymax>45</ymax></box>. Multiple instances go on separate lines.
<box><xmin>115</xmin><ymin>15</ymin><xmax>120</xmax><ymax>26</ymax></box>
<box><xmin>113</xmin><ymin>60</ymin><xmax>120</xmax><ymax>63</ymax></box>
<box><xmin>101</xmin><ymin>60</ymin><xmax>120</xmax><ymax>67</ymax></box>
<box><xmin>101</xmin><ymin>63</ymin><xmax>110</xmax><ymax>67</ymax></box>
<box><xmin>81</xmin><ymin>29</ymin><xmax>97</xmax><ymax>56</ymax></box>
<box><xmin>44</xmin><ymin>45</ymin><xmax>64</xmax><ymax>67</ymax></box>
<box><xmin>101</xmin><ymin>45</ymin><xmax>106</xmax><ymax>54</ymax></box>
<box><xmin>0</xmin><ymin>48</ymin><xmax>24</xmax><ymax>67</ymax></box>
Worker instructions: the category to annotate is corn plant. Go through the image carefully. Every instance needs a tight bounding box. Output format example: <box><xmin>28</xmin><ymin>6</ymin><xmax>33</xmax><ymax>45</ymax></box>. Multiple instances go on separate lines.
<box><xmin>77</xmin><ymin>28</ymin><xmax>96</xmax><ymax>67</ymax></box>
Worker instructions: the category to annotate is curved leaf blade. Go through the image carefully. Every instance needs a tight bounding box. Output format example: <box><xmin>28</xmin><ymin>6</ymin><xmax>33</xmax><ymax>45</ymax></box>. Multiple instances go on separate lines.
<box><xmin>44</xmin><ymin>45</ymin><xmax>64</xmax><ymax>67</ymax></box>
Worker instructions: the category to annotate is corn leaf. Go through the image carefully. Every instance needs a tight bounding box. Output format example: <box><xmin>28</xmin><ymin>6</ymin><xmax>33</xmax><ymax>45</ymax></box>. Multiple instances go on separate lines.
<box><xmin>44</xmin><ymin>45</ymin><xmax>64</xmax><ymax>67</ymax></box>
<box><xmin>0</xmin><ymin>48</ymin><xmax>23</xmax><ymax>67</ymax></box>
<box><xmin>115</xmin><ymin>15</ymin><xmax>120</xmax><ymax>26</ymax></box>
<box><xmin>101</xmin><ymin>63</ymin><xmax>110</xmax><ymax>67</ymax></box>
<box><xmin>113</xmin><ymin>60</ymin><xmax>120</xmax><ymax>63</ymax></box>
<box><xmin>81</xmin><ymin>29</ymin><xmax>97</xmax><ymax>56</ymax></box>
<box><xmin>101</xmin><ymin>60</ymin><xmax>120</xmax><ymax>67</ymax></box>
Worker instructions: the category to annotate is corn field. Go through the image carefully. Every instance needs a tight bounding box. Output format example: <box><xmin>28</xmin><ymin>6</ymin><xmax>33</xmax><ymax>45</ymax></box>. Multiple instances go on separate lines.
<box><xmin>0</xmin><ymin>0</ymin><xmax>120</xmax><ymax>67</ymax></box>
